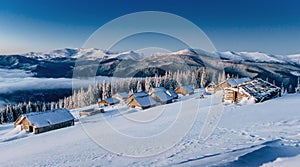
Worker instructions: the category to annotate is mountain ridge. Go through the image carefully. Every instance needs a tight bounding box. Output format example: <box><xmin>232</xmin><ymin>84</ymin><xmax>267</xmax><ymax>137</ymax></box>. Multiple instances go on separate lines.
<box><xmin>2</xmin><ymin>47</ymin><xmax>299</xmax><ymax>65</ymax></box>
<box><xmin>0</xmin><ymin>48</ymin><xmax>299</xmax><ymax>89</ymax></box>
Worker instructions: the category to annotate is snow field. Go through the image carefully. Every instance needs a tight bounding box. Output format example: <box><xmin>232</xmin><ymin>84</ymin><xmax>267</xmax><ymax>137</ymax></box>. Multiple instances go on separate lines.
<box><xmin>0</xmin><ymin>94</ymin><xmax>299</xmax><ymax>166</ymax></box>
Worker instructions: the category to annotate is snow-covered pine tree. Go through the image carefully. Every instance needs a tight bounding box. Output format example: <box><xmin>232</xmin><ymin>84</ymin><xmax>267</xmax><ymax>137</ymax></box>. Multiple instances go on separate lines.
<box><xmin>59</xmin><ymin>99</ymin><xmax>64</xmax><ymax>109</ymax></box>
<box><xmin>93</xmin><ymin>85</ymin><xmax>100</xmax><ymax>103</ymax></box>
<box><xmin>1</xmin><ymin>109</ymin><xmax>6</xmax><ymax>123</ymax></box>
<box><xmin>154</xmin><ymin>74</ymin><xmax>161</xmax><ymax>87</ymax></box>
<box><xmin>0</xmin><ymin>111</ymin><xmax>4</xmax><ymax>124</ymax></box>
<box><xmin>178</xmin><ymin>71</ymin><xmax>184</xmax><ymax>86</ymax></box>
<box><xmin>18</xmin><ymin>103</ymin><xmax>23</xmax><ymax>115</ymax></box>
<box><xmin>281</xmin><ymin>82</ymin><xmax>285</xmax><ymax>95</ymax></box>
<box><xmin>288</xmin><ymin>84</ymin><xmax>293</xmax><ymax>93</ymax></box>
<box><xmin>6</xmin><ymin>105</ymin><xmax>13</xmax><ymax>122</ymax></box>
<box><xmin>145</xmin><ymin>77</ymin><xmax>151</xmax><ymax>92</ymax></box>
<box><xmin>106</xmin><ymin>82</ymin><xmax>112</xmax><ymax>98</ymax></box>
<box><xmin>35</xmin><ymin>102</ymin><xmax>40</xmax><ymax>112</ymax></box>
<box><xmin>72</xmin><ymin>90</ymin><xmax>77</xmax><ymax>108</ymax></box>
<box><xmin>129</xmin><ymin>79</ymin><xmax>137</xmax><ymax>93</ymax></box>
<box><xmin>85</xmin><ymin>85</ymin><xmax>95</xmax><ymax>105</ymax></box>
<box><xmin>181</xmin><ymin>71</ymin><xmax>189</xmax><ymax>86</ymax></box>
<box><xmin>50</xmin><ymin>102</ymin><xmax>56</xmax><ymax>110</ymax></box>
<box><xmin>13</xmin><ymin>105</ymin><xmax>20</xmax><ymax>121</ymax></box>
<box><xmin>21</xmin><ymin>102</ymin><xmax>27</xmax><ymax>114</ymax></box>
<box><xmin>63</xmin><ymin>97</ymin><xmax>69</xmax><ymax>109</ymax></box>
<box><xmin>102</xmin><ymin>82</ymin><xmax>107</xmax><ymax>100</ymax></box>
<box><xmin>191</xmin><ymin>71</ymin><xmax>197</xmax><ymax>88</ymax></box>
<box><xmin>296</xmin><ymin>77</ymin><xmax>300</xmax><ymax>94</ymax></box>
<box><xmin>111</xmin><ymin>83</ymin><xmax>117</xmax><ymax>96</ymax></box>
<box><xmin>226</xmin><ymin>73</ymin><xmax>231</xmax><ymax>80</ymax></box>
<box><xmin>124</xmin><ymin>80</ymin><xmax>130</xmax><ymax>92</ymax></box>
<box><xmin>42</xmin><ymin>102</ymin><xmax>47</xmax><ymax>112</ymax></box>
<box><xmin>26</xmin><ymin>102</ymin><xmax>33</xmax><ymax>113</ymax></box>
<box><xmin>219</xmin><ymin>70</ymin><xmax>226</xmax><ymax>84</ymax></box>
<box><xmin>200</xmin><ymin>68</ymin><xmax>207</xmax><ymax>88</ymax></box>
<box><xmin>137</xmin><ymin>80</ymin><xmax>142</xmax><ymax>92</ymax></box>
<box><xmin>210</xmin><ymin>71</ymin><xmax>216</xmax><ymax>84</ymax></box>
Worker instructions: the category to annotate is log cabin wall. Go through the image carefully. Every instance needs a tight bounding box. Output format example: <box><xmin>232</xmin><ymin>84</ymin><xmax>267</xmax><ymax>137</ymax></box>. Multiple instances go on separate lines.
<box><xmin>34</xmin><ymin>120</ymin><xmax>74</xmax><ymax>134</ymax></box>
<box><xmin>128</xmin><ymin>99</ymin><xmax>142</xmax><ymax>108</ymax></box>
<box><xmin>223</xmin><ymin>88</ymin><xmax>236</xmax><ymax>103</ymax></box>
<box><xmin>20</xmin><ymin>118</ymin><xmax>31</xmax><ymax>131</ymax></box>
<box><xmin>175</xmin><ymin>87</ymin><xmax>188</xmax><ymax>95</ymax></box>
<box><xmin>236</xmin><ymin>90</ymin><xmax>251</xmax><ymax>103</ymax></box>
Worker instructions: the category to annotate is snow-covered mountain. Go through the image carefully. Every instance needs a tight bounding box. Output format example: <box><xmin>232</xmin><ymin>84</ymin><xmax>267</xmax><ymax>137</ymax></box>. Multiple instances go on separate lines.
<box><xmin>12</xmin><ymin>47</ymin><xmax>300</xmax><ymax>64</ymax></box>
<box><xmin>22</xmin><ymin>48</ymin><xmax>142</xmax><ymax>60</ymax></box>
<box><xmin>169</xmin><ymin>48</ymin><xmax>297</xmax><ymax>64</ymax></box>
<box><xmin>0</xmin><ymin>47</ymin><xmax>299</xmax><ymax>86</ymax></box>
<box><xmin>287</xmin><ymin>54</ymin><xmax>300</xmax><ymax>64</ymax></box>
<box><xmin>219</xmin><ymin>51</ymin><xmax>287</xmax><ymax>63</ymax></box>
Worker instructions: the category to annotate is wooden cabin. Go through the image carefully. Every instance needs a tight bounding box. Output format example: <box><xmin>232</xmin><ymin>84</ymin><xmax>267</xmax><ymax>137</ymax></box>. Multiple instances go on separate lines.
<box><xmin>98</xmin><ymin>98</ymin><xmax>120</xmax><ymax>107</ymax></box>
<box><xmin>112</xmin><ymin>92</ymin><xmax>129</xmax><ymax>100</ymax></box>
<box><xmin>215</xmin><ymin>77</ymin><xmax>251</xmax><ymax>92</ymax></box>
<box><xmin>126</xmin><ymin>91</ymin><xmax>157</xmax><ymax>109</ymax></box>
<box><xmin>223</xmin><ymin>87</ymin><xmax>246</xmax><ymax>104</ymax></box>
<box><xmin>150</xmin><ymin>91</ymin><xmax>173</xmax><ymax>104</ymax></box>
<box><xmin>175</xmin><ymin>85</ymin><xmax>194</xmax><ymax>96</ymax></box>
<box><xmin>148</xmin><ymin>87</ymin><xmax>173</xmax><ymax>104</ymax></box>
<box><xmin>14</xmin><ymin>108</ymin><xmax>75</xmax><ymax>134</ymax></box>
<box><xmin>125</xmin><ymin>91</ymin><xmax>148</xmax><ymax>104</ymax></box>
<box><xmin>205</xmin><ymin>82</ymin><xmax>216</xmax><ymax>94</ymax></box>
<box><xmin>223</xmin><ymin>78</ymin><xmax>281</xmax><ymax>104</ymax></box>
<box><xmin>79</xmin><ymin>108</ymin><xmax>104</xmax><ymax>117</ymax></box>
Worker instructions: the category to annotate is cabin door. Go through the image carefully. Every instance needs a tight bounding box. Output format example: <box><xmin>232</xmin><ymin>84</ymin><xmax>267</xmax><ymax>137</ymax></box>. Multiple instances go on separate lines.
<box><xmin>234</xmin><ymin>91</ymin><xmax>238</xmax><ymax>103</ymax></box>
<box><xmin>29</xmin><ymin>126</ymin><xmax>33</xmax><ymax>132</ymax></box>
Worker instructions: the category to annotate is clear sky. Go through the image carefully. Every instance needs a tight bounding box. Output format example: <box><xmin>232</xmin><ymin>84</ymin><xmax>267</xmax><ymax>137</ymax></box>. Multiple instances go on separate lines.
<box><xmin>0</xmin><ymin>0</ymin><xmax>299</xmax><ymax>55</ymax></box>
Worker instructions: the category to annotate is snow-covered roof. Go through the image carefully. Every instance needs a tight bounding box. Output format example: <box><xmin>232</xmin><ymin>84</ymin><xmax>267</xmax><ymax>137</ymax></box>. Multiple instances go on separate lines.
<box><xmin>135</xmin><ymin>96</ymin><xmax>157</xmax><ymax>108</ymax></box>
<box><xmin>181</xmin><ymin>85</ymin><xmax>194</xmax><ymax>94</ymax></box>
<box><xmin>207</xmin><ymin>82</ymin><xmax>216</xmax><ymax>86</ymax></box>
<box><xmin>151</xmin><ymin>91</ymin><xmax>173</xmax><ymax>103</ymax></box>
<box><xmin>227</xmin><ymin>77</ymin><xmax>251</xmax><ymax>86</ymax></box>
<box><xmin>114</xmin><ymin>92</ymin><xmax>129</xmax><ymax>99</ymax></box>
<box><xmin>151</xmin><ymin>87</ymin><xmax>167</xmax><ymax>93</ymax></box>
<box><xmin>22</xmin><ymin>108</ymin><xmax>75</xmax><ymax>128</ymax></box>
<box><xmin>133</xmin><ymin>91</ymin><xmax>149</xmax><ymax>98</ymax></box>
<box><xmin>236</xmin><ymin>78</ymin><xmax>281</xmax><ymax>102</ymax></box>
<box><xmin>167</xmin><ymin>89</ymin><xmax>179</xmax><ymax>99</ymax></box>
<box><xmin>104</xmin><ymin>98</ymin><xmax>120</xmax><ymax>104</ymax></box>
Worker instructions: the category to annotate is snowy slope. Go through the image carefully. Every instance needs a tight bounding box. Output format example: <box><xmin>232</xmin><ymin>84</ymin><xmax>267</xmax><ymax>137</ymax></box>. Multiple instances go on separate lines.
<box><xmin>1</xmin><ymin>93</ymin><xmax>300</xmax><ymax>166</ymax></box>
<box><xmin>262</xmin><ymin>155</ymin><xmax>300</xmax><ymax>167</ymax></box>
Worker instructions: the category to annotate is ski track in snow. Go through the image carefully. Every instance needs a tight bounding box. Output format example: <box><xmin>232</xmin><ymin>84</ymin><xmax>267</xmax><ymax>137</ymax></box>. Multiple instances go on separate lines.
<box><xmin>0</xmin><ymin>94</ymin><xmax>300</xmax><ymax>166</ymax></box>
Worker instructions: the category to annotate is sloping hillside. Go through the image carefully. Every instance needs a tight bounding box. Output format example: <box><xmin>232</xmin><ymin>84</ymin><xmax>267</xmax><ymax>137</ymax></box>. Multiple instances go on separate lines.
<box><xmin>0</xmin><ymin>93</ymin><xmax>299</xmax><ymax>166</ymax></box>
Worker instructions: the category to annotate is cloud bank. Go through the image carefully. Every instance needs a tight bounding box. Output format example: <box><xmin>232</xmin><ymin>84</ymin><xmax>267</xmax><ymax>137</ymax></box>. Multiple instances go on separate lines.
<box><xmin>0</xmin><ymin>69</ymin><xmax>124</xmax><ymax>94</ymax></box>
<box><xmin>0</xmin><ymin>69</ymin><xmax>74</xmax><ymax>94</ymax></box>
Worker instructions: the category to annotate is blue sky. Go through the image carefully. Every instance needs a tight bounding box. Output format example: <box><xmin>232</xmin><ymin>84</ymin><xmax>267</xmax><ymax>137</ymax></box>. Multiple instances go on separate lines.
<box><xmin>0</xmin><ymin>0</ymin><xmax>299</xmax><ymax>55</ymax></box>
